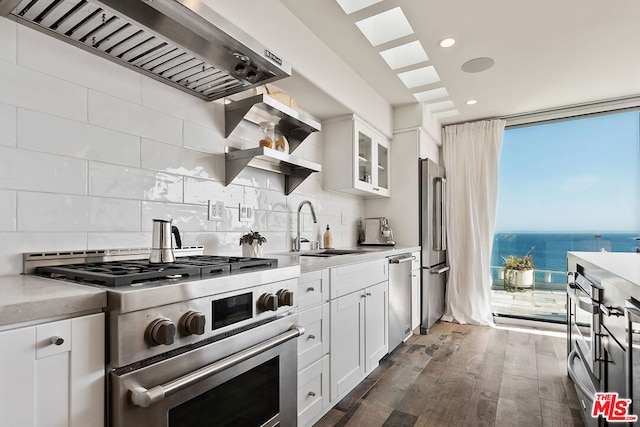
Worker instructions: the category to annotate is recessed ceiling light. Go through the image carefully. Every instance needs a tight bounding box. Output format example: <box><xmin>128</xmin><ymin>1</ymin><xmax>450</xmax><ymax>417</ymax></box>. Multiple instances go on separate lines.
<box><xmin>466</xmin><ymin>99</ymin><xmax>478</xmax><ymax>105</ymax></box>
<box><xmin>461</xmin><ymin>57</ymin><xmax>495</xmax><ymax>73</ymax></box>
<box><xmin>379</xmin><ymin>41</ymin><xmax>428</xmax><ymax>70</ymax></box>
<box><xmin>397</xmin><ymin>65</ymin><xmax>441</xmax><ymax>88</ymax></box>
<box><xmin>414</xmin><ymin>87</ymin><xmax>449</xmax><ymax>102</ymax></box>
<box><xmin>439</xmin><ymin>37</ymin><xmax>456</xmax><ymax>48</ymax></box>
<box><xmin>335</xmin><ymin>0</ymin><xmax>383</xmax><ymax>14</ymax></box>
<box><xmin>355</xmin><ymin>7</ymin><xmax>414</xmax><ymax>46</ymax></box>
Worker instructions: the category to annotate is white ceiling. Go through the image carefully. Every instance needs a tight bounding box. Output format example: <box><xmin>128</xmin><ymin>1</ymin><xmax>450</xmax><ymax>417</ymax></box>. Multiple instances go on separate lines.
<box><xmin>278</xmin><ymin>0</ymin><xmax>640</xmax><ymax>125</ymax></box>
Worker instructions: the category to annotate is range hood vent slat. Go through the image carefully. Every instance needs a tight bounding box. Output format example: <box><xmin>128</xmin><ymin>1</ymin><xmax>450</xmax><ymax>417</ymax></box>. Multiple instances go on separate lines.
<box><xmin>1</xmin><ymin>0</ymin><xmax>291</xmax><ymax>101</ymax></box>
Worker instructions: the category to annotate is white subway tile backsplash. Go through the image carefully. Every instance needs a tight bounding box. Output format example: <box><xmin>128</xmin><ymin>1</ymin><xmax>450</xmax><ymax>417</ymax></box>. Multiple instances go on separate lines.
<box><xmin>183</xmin><ymin>178</ymin><xmax>244</xmax><ymax>206</ymax></box>
<box><xmin>89</xmin><ymin>162</ymin><xmax>183</xmax><ymax>202</ymax></box>
<box><xmin>141</xmin><ymin>202</ymin><xmax>213</xmax><ymax>232</ymax></box>
<box><xmin>18</xmin><ymin>193</ymin><xmax>140</xmax><ymax>232</ymax></box>
<box><xmin>88</xmin><ymin>232</ymin><xmax>152</xmax><ymax>250</ymax></box>
<box><xmin>0</xmin><ymin>102</ymin><xmax>16</xmax><ymax>147</ymax></box>
<box><xmin>245</xmin><ymin>187</ymin><xmax>288</xmax><ymax>212</ymax></box>
<box><xmin>0</xmin><ymin>190</ymin><xmax>16</xmax><ymax>231</ymax></box>
<box><xmin>141</xmin><ymin>78</ymin><xmax>221</xmax><ymax>129</ymax></box>
<box><xmin>18</xmin><ymin>110</ymin><xmax>140</xmax><ymax>166</ymax></box>
<box><xmin>0</xmin><ymin>61</ymin><xmax>87</xmax><ymax>121</ymax></box>
<box><xmin>141</xmin><ymin>139</ymin><xmax>221</xmax><ymax>180</ymax></box>
<box><xmin>0</xmin><ymin>232</ymin><xmax>87</xmax><ymax>276</ymax></box>
<box><xmin>0</xmin><ymin>146</ymin><xmax>87</xmax><ymax>194</ymax></box>
<box><xmin>183</xmin><ymin>121</ymin><xmax>227</xmax><ymax>155</ymax></box>
<box><xmin>88</xmin><ymin>90</ymin><xmax>183</xmax><ymax>145</ymax></box>
<box><xmin>0</xmin><ymin>19</ymin><xmax>365</xmax><ymax>272</ymax></box>
<box><xmin>0</xmin><ymin>18</ymin><xmax>16</xmax><ymax>63</ymax></box>
<box><xmin>17</xmin><ymin>26</ymin><xmax>141</xmax><ymax>103</ymax></box>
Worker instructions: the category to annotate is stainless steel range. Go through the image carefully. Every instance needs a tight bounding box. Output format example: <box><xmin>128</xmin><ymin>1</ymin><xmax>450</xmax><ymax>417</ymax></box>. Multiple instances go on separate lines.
<box><xmin>24</xmin><ymin>247</ymin><xmax>302</xmax><ymax>427</ymax></box>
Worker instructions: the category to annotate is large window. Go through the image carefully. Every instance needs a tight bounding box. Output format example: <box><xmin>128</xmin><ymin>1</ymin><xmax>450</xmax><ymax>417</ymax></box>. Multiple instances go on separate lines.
<box><xmin>491</xmin><ymin>111</ymin><xmax>640</xmax><ymax>322</ymax></box>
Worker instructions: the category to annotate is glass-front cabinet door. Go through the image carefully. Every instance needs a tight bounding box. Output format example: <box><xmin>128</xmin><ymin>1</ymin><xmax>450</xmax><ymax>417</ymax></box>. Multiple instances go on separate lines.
<box><xmin>323</xmin><ymin>114</ymin><xmax>391</xmax><ymax>198</ymax></box>
<box><xmin>357</xmin><ymin>129</ymin><xmax>373</xmax><ymax>188</ymax></box>
<box><xmin>353</xmin><ymin>119</ymin><xmax>390</xmax><ymax>197</ymax></box>
<box><xmin>376</xmin><ymin>140</ymin><xmax>389</xmax><ymax>194</ymax></box>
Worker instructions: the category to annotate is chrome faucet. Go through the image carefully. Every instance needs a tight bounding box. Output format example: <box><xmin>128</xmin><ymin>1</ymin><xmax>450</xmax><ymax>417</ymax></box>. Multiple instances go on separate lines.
<box><xmin>294</xmin><ymin>200</ymin><xmax>318</xmax><ymax>251</ymax></box>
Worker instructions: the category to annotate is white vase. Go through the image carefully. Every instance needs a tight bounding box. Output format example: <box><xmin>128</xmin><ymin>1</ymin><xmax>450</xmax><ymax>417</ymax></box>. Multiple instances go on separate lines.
<box><xmin>242</xmin><ymin>242</ymin><xmax>264</xmax><ymax>258</ymax></box>
<box><xmin>504</xmin><ymin>269</ymin><xmax>534</xmax><ymax>289</ymax></box>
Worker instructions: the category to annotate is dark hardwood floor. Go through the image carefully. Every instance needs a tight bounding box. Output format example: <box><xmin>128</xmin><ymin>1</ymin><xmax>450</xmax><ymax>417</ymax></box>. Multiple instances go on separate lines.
<box><xmin>313</xmin><ymin>321</ymin><xmax>585</xmax><ymax>427</ymax></box>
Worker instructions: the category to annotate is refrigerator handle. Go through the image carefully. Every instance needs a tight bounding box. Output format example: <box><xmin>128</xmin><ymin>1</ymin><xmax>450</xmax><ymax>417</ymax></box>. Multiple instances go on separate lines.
<box><xmin>434</xmin><ymin>177</ymin><xmax>447</xmax><ymax>251</ymax></box>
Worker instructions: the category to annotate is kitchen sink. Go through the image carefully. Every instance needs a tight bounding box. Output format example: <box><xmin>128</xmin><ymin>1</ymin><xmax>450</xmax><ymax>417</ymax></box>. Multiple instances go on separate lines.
<box><xmin>299</xmin><ymin>249</ymin><xmax>367</xmax><ymax>257</ymax></box>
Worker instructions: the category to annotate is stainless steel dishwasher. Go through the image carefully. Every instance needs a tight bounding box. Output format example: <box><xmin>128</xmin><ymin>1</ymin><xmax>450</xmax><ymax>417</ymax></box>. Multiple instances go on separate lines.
<box><xmin>388</xmin><ymin>253</ymin><xmax>416</xmax><ymax>352</ymax></box>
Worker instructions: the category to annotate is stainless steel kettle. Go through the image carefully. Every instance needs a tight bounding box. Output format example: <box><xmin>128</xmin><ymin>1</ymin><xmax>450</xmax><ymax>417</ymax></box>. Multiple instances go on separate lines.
<box><xmin>149</xmin><ymin>219</ymin><xmax>182</xmax><ymax>263</ymax></box>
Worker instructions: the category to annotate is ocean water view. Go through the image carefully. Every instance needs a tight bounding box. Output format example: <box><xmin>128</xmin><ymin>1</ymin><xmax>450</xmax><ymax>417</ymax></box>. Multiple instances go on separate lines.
<box><xmin>491</xmin><ymin>232</ymin><xmax>640</xmax><ymax>283</ymax></box>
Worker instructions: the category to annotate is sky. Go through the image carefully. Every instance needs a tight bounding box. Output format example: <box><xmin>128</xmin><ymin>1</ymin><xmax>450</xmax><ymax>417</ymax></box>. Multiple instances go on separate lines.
<box><xmin>495</xmin><ymin>111</ymin><xmax>640</xmax><ymax>232</ymax></box>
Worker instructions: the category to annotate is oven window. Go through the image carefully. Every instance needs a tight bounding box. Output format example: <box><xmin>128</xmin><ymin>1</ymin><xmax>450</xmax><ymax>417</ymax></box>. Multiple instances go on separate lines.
<box><xmin>212</xmin><ymin>292</ymin><xmax>252</xmax><ymax>330</ymax></box>
<box><xmin>168</xmin><ymin>356</ymin><xmax>279</xmax><ymax>426</ymax></box>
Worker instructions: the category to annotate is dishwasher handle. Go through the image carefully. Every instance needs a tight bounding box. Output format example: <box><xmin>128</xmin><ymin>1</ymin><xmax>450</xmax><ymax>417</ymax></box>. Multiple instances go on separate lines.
<box><xmin>389</xmin><ymin>255</ymin><xmax>416</xmax><ymax>264</ymax></box>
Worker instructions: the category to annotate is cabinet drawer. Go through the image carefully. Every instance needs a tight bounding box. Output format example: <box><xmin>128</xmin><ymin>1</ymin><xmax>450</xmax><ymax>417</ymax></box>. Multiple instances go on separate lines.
<box><xmin>330</xmin><ymin>258</ymin><xmax>388</xmax><ymax>299</ymax></box>
<box><xmin>297</xmin><ymin>303</ymin><xmax>330</xmax><ymax>370</ymax></box>
<box><xmin>298</xmin><ymin>355</ymin><xmax>330</xmax><ymax>427</ymax></box>
<box><xmin>36</xmin><ymin>319</ymin><xmax>71</xmax><ymax>359</ymax></box>
<box><xmin>297</xmin><ymin>269</ymin><xmax>330</xmax><ymax>310</ymax></box>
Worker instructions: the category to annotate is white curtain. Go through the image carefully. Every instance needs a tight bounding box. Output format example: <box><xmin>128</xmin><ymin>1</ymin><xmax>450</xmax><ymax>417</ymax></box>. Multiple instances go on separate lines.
<box><xmin>441</xmin><ymin>119</ymin><xmax>505</xmax><ymax>326</ymax></box>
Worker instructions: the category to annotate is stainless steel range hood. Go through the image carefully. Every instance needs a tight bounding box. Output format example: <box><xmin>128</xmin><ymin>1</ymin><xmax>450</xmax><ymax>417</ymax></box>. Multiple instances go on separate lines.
<box><xmin>0</xmin><ymin>0</ymin><xmax>291</xmax><ymax>101</ymax></box>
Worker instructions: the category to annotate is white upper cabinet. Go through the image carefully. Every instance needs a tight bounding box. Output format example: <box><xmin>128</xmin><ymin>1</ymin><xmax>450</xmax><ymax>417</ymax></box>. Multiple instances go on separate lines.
<box><xmin>323</xmin><ymin>115</ymin><xmax>391</xmax><ymax>198</ymax></box>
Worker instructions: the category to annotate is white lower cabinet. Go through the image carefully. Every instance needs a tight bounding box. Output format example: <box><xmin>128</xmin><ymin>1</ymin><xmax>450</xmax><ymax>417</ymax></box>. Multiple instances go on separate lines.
<box><xmin>329</xmin><ymin>280</ymin><xmax>388</xmax><ymax>401</ymax></box>
<box><xmin>296</xmin><ymin>270</ymin><xmax>331</xmax><ymax>427</ymax></box>
<box><xmin>297</xmin><ymin>355</ymin><xmax>330</xmax><ymax>427</ymax></box>
<box><xmin>0</xmin><ymin>313</ymin><xmax>105</xmax><ymax>427</ymax></box>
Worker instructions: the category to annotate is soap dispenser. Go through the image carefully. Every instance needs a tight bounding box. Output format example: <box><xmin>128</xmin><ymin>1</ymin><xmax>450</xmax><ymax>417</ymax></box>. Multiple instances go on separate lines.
<box><xmin>323</xmin><ymin>224</ymin><xmax>333</xmax><ymax>249</ymax></box>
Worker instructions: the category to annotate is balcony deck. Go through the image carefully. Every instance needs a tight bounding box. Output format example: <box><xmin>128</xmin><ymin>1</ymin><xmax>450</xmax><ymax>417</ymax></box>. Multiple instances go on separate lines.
<box><xmin>491</xmin><ymin>268</ymin><xmax>569</xmax><ymax>323</ymax></box>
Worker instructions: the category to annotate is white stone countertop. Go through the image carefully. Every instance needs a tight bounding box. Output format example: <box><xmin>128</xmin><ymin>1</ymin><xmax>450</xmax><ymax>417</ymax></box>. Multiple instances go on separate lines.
<box><xmin>568</xmin><ymin>251</ymin><xmax>640</xmax><ymax>286</ymax></box>
<box><xmin>269</xmin><ymin>245</ymin><xmax>421</xmax><ymax>272</ymax></box>
<box><xmin>0</xmin><ymin>275</ymin><xmax>107</xmax><ymax>329</ymax></box>
<box><xmin>568</xmin><ymin>251</ymin><xmax>640</xmax><ymax>300</ymax></box>
<box><xmin>0</xmin><ymin>245</ymin><xmax>419</xmax><ymax>328</ymax></box>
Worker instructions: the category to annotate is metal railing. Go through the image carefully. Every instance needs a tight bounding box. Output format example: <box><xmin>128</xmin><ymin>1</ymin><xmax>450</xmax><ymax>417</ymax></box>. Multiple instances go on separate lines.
<box><xmin>490</xmin><ymin>266</ymin><xmax>567</xmax><ymax>290</ymax></box>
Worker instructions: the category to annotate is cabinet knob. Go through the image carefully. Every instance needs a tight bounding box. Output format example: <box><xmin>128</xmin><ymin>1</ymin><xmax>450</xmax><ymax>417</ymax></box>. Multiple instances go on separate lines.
<box><xmin>366</xmin><ymin>292</ymin><xmax>372</xmax><ymax>297</ymax></box>
<box><xmin>308</xmin><ymin>391</ymin><xmax>316</xmax><ymax>397</ymax></box>
<box><xmin>308</xmin><ymin>334</ymin><xmax>316</xmax><ymax>340</ymax></box>
<box><xmin>307</xmin><ymin>287</ymin><xmax>315</xmax><ymax>292</ymax></box>
<box><xmin>50</xmin><ymin>336</ymin><xmax>64</xmax><ymax>346</ymax></box>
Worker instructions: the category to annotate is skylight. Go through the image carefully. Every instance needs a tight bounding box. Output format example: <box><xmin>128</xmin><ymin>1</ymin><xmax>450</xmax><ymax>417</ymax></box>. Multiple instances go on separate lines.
<box><xmin>427</xmin><ymin>100</ymin><xmax>456</xmax><ymax>112</ymax></box>
<box><xmin>413</xmin><ymin>87</ymin><xmax>449</xmax><ymax>102</ymax></box>
<box><xmin>379</xmin><ymin>41</ymin><xmax>428</xmax><ymax>70</ymax></box>
<box><xmin>335</xmin><ymin>0</ymin><xmax>383</xmax><ymax>14</ymax></box>
<box><xmin>355</xmin><ymin>7</ymin><xmax>414</xmax><ymax>46</ymax></box>
<box><xmin>397</xmin><ymin>66</ymin><xmax>441</xmax><ymax>88</ymax></box>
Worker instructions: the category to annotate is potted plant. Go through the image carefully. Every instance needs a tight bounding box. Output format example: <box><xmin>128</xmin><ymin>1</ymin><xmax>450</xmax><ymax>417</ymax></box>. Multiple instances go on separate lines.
<box><xmin>239</xmin><ymin>230</ymin><xmax>267</xmax><ymax>257</ymax></box>
<box><xmin>502</xmin><ymin>246</ymin><xmax>535</xmax><ymax>290</ymax></box>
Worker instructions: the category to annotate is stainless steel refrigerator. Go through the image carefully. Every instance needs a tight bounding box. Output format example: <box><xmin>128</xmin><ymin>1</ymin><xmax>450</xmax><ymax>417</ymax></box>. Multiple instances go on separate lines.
<box><xmin>419</xmin><ymin>158</ymin><xmax>449</xmax><ymax>334</ymax></box>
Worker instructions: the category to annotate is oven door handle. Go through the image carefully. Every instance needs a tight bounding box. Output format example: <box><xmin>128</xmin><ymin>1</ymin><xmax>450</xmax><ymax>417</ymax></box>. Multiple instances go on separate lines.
<box><xmin>567</xmin><ymin>348</ymin><xmax>596</xmax><ymax>399</ymax></box>
<box><xmin>567</xmin><ymin>283</ymin><xmax>596</xmax><ymax>313</ymax></box>
<box><xmin>625</xmin><ymin>302</ymin><xmax>640</xmax><ymax>323</ymax></box>
<box><xmin>129</xmin><ymin>325</ymin><xmax>305</xmax><ymax>408</ymax></box>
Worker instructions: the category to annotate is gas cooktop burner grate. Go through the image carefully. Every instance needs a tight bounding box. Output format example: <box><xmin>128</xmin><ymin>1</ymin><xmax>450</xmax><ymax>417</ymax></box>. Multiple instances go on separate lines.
<box><xmin>34</xmin><ymin>255</ymin><xmax>278</xmax><ymax>287</ymax></box>
<box><xmin>175</xmin><ymin>256</ymin><xmax>278</xmax><ymax>271</ymax></box>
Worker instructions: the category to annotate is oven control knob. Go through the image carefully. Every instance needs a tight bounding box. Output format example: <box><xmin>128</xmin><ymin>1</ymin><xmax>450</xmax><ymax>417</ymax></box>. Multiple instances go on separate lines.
<box><xmin>148</xmin><ymin>318</ymin><xmax>176</xmax><ymax>346</ymax></box>
<box><xmin>258</xmin><ymin>293</ymin><xmax>279</xmax><ymax>311</ymax></box>
<box><xmin>182</xmin><ymin>311</ymin><xmax>206</xmax><ymax>336</ymax></box>
<box><xmin>277</xmin><ymin>289</ymin><xmax>294</xmax><ymax>307</ymax></box>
